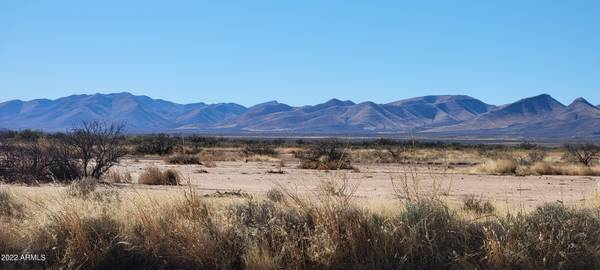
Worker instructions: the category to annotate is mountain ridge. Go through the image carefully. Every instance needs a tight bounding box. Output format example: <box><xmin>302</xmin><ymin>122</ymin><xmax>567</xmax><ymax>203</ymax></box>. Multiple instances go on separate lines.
<box><xmin>1</xmin><ymin>92</ymin><xmax>599</xmax><ymax>139</ymax></box>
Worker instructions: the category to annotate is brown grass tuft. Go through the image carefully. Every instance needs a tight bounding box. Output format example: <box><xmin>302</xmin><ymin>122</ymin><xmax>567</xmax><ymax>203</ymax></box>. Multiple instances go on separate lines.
<box><xmin>103</xmin><ymin>169</ymin><xmax>132</xmax><ymax>183</ymax></box>
<box><xmin>0</xmin><ymin>190</ymin><xmax>24</xmax><ymax>218</ymax></box>
<box><xmin>138</xmin><ymin>167</ymin><xmax>181</xmax><ymax>185</ymax></box>
<box><xmin>476</xmin><ymin>159</ymin><xmax>518</xmax><ymax>175</ymax></box>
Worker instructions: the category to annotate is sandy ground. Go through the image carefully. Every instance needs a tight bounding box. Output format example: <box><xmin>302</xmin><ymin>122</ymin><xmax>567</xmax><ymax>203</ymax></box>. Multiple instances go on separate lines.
<box><xmin>103</xmin><ymin>157</ymin><xmax>600</xmax><ymax>209</ymax></box>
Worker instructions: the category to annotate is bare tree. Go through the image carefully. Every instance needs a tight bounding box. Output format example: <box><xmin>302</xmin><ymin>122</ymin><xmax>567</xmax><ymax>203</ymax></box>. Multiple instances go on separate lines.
<box><xmin>69</xmin><ymin>121</ymin><xmax>127</xmax><ymax>178</ymax></box>
<box><xmin>565</xmin><ymin>144</ymin><xmax>600</xmax><ymax>166</ymax></box>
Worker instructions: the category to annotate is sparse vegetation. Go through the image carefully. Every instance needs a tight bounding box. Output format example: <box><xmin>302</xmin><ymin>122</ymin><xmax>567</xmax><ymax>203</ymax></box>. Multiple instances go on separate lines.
<box><xmin>477</xmin><ymin>157</ymin><xmax>600</xmax><ymax>176</ymax></box>
<box><xmin>2</xmin><ymin>185</ymin><xmax>600</xmax><ymax>269</ymax></box>
<box><xmin>242</xmin><ymin>143</ymin><xmax>278</xmax><ymax>160</ymax></box>
<box><xmin>296</xmin><ymin>140</ymin><xmax>353</xmax><ymax>170</ymax></box>
<box><xmin>138</xmin><ymin>167</ymin><xmax>181</xmax><ymax>185</ymax></box>
<box><xmin>69</xmin><ymin>121</ymin><xmax>127</xmax><ymax>178</ymax></box>
<box><xmin>103</xmin><ymin>169</ymin><xmax>132</xmax><ymax>183</ymax></box>
<box><xmin>266</xmin><ymin>188</ymin><xmax>285</xmax><ymax>203</ymax></box>
<box><xmin>565</xmin><ymin>143</ymin><xmax>600</xmax><ymax>166</ymax></box>
<box><xmin>0</xmin><ymin>121</ymin><xmax>126</xmax><ymax>184</ymax></box>
<box><xmin>132</xmin><ymin>133</ymin><xmax>178</xmax><ymax>155</ymax></box>
<box><xmin>4</xmin><ymin>130</ymin><xmax>600</xmax><ymax>268</ymax></box>
<box><xmin>66</xmin><ymin>177</ymin><xmax>99</xmax><ymax>198</ymax></box>
<box><xmin>477</xmin><ymin>159</ymin><xmax>518</xmax><ymax>175</ymax></box>
<box><xmin>462</xmin><ymin>195</ymin><xmax>495</xmax><ymax>215</ymax></box>
<box><xmin>166</xmin><ymin>153</ymin><xmax>202</xmax><ymax>165</ymax></box>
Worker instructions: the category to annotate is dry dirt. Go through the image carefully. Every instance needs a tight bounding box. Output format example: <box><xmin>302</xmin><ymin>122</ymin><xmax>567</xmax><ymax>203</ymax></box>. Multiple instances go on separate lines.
<box><xmin>102</xmin><ymin>157</ymin><xmax>600</xmax><ymax>209</ymax></box>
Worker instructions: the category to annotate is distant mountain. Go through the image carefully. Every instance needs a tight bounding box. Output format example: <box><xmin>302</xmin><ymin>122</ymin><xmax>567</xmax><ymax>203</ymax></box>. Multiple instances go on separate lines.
<box><xmin>426</xmin><ymin>95</ymin><xmax>600</xmax><ymax>138</ymax></box>
<box><xmin>1</xmin><ymin>92</ymin><xmax>599</xmax><ymax>139</ymax></box>
<box><xmin>0</xmin><ymin>92</ymin><xmax>247</xmax><ymax>132</ymax></box>
<box><xmin>385</xmin><ymin>95</ymin><xmax>496</xmax><ymax>127</ymax></box>
<box><xmin>430</xmin><ymin>94</ymin><xmax>566</xmax><ymax>131</ymax></box>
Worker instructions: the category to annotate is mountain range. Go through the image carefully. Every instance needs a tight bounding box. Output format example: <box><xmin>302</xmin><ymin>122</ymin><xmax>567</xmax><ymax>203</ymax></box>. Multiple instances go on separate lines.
<box><xmin>1</xmin><ymin>92</ymin><xmax>599</xmax><ymax>139</ymax></box>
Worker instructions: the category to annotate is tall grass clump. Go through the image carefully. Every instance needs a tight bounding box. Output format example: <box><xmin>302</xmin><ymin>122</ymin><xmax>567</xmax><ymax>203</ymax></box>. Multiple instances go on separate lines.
<box><xmin>476</xmin><ymin>159</ymin><xmax>518</xmax><ymax>175</ymax></box>
<box><xmin>0</xmin><ymin>190</ymin><xmax>24</xmax><ymax>218</ymax></box>
<box><xmin>462</xmin><ymin>195</ymin><xmax>495</xmax><ymax>215</ymax></box>
<box><xmin>103</xmin><ymin>169</ymin><xmax>132</xmax><ymax>183</ymax></box>
<box><xmin>484</xmin><ymin>203</ymin><xmax>600</xmax><ymax>269</ymax></box>
<box><xmin>137</xmin><ymin>167</ymin><xmax>181</xmax><ymax>185</ymax></box>
<box><xmin>66</xmin><ymin>177</ymin><xmax>98</xmax><ymax>198</ymax></box>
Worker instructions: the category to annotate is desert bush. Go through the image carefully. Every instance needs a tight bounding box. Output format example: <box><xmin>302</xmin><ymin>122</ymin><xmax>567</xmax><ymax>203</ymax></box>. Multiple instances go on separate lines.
<box><xmin>527</xmin><ymin>149</ymin><xmax>547</xmax><ymax>163</ymax></box>
<box><xmin>0</xmin><ymin>190</ymin><xmax>24</xmax><ymax>218</ymax></box>
<box><xmin>385</xmin><ymin>144</ymin><xmax>409</xmax><ymax>163</ymax></box>
<box><xmin>477</xmin><ymin>159</ymin><xmax>518</xmax><ymax>175</ymax></box>
<box><xmin>0</xmin><ymin>140</ymin><xmax>82</xmax><ymax>183</ymax></box>
<box><xmin>296</xmin><ymin>141</ymin><xmax>353</xmax><ymax>170</ymax></box>
<box><xmin>126</xmin><ymin>192</ymin><xmax>246</xmax><ymax>269</ymax></box>
<box><xmin>530</xmin><ymin>161</ymin><xmax>557</xmax><ymax>175</ymax></box>
<box><xmin>138</xmin><ymin>167</ymin><xmax>181</xmax><ymax>185</ymax></box>
<box><xmin>103</xmin><ymin>169</ymin><xmax>132</xmax><ymax>183</ymax></box>
<box><xmin>133</xmin><ymin>133</ymin><xmax>177</xmax><ymax>156</ymax></box>
<box><xmin>166</xmin><ymin>153</ymin><xmax>202</xmax><ymax>165</ymax></box>
<box><xmin>29</xmin><ymin>211</ymin><xmax>141</xmax><ymax>269</ymax></box>
<box><xmin>242</xmin><ymin>143</ymin><xmax>277</xmax><ymax>157</ymax></box>
<box><xmin>1</xmin><ymin>121</ymin><xmax>127</xmax><ymax>183</ymax></box>
<box><xmin>564</xmin><ymin>143</ymin><xmax>600</xmax><ymax>166</ymax></box>
<box><xmin>396</xmin><ymin>199</ymin><xmax>486</xmax><ymax>268</ymax></box>
<box><xmin>266</xmin><ymin>188</ymin><xmax>285</xmax><ymax>203</ymax></box>
<box><xmin>462</xmin><ymin>195</ymin><xmax>495</xmax><ymax>215</ymax></box>
<box><xmin>517</xmin><ymin>150</ymin><xmax>547</xmax><ymax>166</ymax></box>
<box><xmin>68</xmin><ymin>121</ymin><xmax>127</xmax><ymax>178</ymax></box>
<box><xmin>487</xmin><ymin>203</ymin><xmax>600</xmax><ymax>269</ymax></box>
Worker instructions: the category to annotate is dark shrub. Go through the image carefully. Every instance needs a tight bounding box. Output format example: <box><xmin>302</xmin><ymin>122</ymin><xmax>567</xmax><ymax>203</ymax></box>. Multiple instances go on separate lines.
<box><xmin>295</xmin><ymin>140</ymin><xmax>353</xmax><ymax>170</ymax></box>
<box><xmin>242</xmin><ymin>143</ymin><xmax>277</xmax><ymax>157</ymax></box>
<box><xmin>564</xmin><ymin>143</ymin><xmax>600</xmax><ymax>166</ymax></box>
<box><xmin>166</xmin><ymin>153</ymin><xmax>201</xmax><ymax>165</ymax></box>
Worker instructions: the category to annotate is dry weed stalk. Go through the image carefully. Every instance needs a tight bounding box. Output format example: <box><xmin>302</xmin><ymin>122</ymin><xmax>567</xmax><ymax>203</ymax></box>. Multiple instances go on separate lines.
<box><xmin>390</xmin><ymin>146</ymin><xmax>453</xmax><ymax>202</ymax></box>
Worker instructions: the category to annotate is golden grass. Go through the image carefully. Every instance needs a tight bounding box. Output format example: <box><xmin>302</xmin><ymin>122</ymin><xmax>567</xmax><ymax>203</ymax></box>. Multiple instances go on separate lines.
<box><xmin>474</xmin><ymin>158</ymin><xmax>600</xmax><ymax>176</ymax></box>
<box><xmin>103</xmin><ymin>169</ymin><xmax>132</xmax><ymax>183</ymax></box>
<box><xmin>2</xmin><ymin>184</ymin><xmax>600</xmax><ymax>269</ymax></box>
<box><xmin>475</xmin><ymin>159</ymin><xmax>518</xmax><ymax>175</ymax></box>
<box><xmin>529</xmin><ymin>161</ymin><xmax>600</xmax><ymax>176</ymax></box>
<box><xmin>137</xmin><ymin>167</ymin><xmax>181</xmax><ymax>185</ymax></box>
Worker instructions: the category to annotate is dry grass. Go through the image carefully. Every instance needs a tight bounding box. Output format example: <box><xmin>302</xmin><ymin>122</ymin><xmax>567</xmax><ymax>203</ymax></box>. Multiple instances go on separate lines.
<box><xmin>476</xmin><ymin>159</ymin><xmax>518</xmax><ymax>175</ymax></box>
<box><xmin>165</xmin><ymin>153</ymin><xmax>201</xmax><ymax>165</ymax></box>
<box><xmin>529</xmin><ymin>161</ymin><xmax>600</xmax><ymax>176</ymax></box>
<box><xmin>137</xmin><ymin>167</ymin><xmax>182</xmax><ymax>185</ymax></box>
<box><xmin>199</xmin><ymin>148</ymin><xmax>244</xmax><ymax>162</ymax></box>
<box><xmin>0</xmin><ymin>189</ymin><xmax>24</xmax><ymax>219</ymax></box>
<box><xmin>462</xmin><ymin>195</ymin><xmax>495</xmax><ymax>215</ymax></box>
<box><xmin>103</xmin><ymin>169</ymin><xmax>132</xmax><ymax>183</ymax></box>
<box><xmin>476</xmin><ymin>159</ymin><xmax>600</xmax><ymax>176</ymax></box>
<box><xmin>2</xmin><ymin>183</ymin><xmax>600</xmax><ymax>269</ymax></box>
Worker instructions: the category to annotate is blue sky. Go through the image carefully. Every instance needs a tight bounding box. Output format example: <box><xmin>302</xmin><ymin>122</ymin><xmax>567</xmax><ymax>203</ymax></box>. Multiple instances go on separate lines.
<box><xmin>1</xmin><ymin>1</ymin><xmax>599</xmax><ymax>106</ymax></box>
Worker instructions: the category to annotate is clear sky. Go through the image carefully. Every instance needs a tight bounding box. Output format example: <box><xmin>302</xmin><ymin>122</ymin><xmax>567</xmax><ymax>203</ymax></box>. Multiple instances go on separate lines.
<box><xmin>1</xmin><ymin>1</ymin><xmax>599</xmax><ymax>107</ymax></box>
